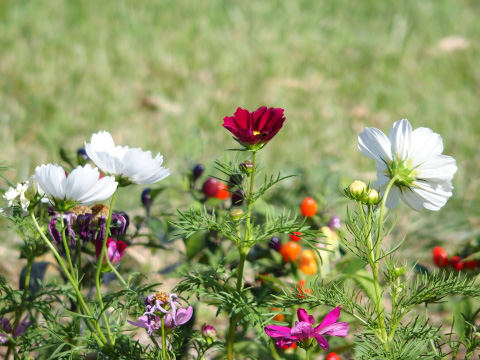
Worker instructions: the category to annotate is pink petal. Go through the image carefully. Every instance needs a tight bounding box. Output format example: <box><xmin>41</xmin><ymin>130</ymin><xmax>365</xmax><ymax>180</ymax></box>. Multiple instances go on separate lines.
<box><xmin>127</xmin><ymin>315</ymin><xmax>150</xmax><ymax>329</ymax></box>
<box><xmin>316</xmin><ymin>322</ymin><xmax>349</xmax><ymax>337</ymax></box>
<box><xmin>297</xmin><ymin>308</ymin><xmax>315</xmax><ymax>324</ymax></box>
<box><xmin>314</xmin><ymin>333</ymin><xmax>330</xmax><ymax>350</ymax></box>
<box><xmin>265</xmin><ymin>325</ymin><xmax>291</xmax><ymax>338</ymax></box>
<box><xmin>314</xmin><ymin>307</ymin><xmax>340</xmax><ymax>331</ymax></box>
<box><xmin>175</xmin><ymin>307</ymin><xmax>193</xmax><ymax>326</ymax></box>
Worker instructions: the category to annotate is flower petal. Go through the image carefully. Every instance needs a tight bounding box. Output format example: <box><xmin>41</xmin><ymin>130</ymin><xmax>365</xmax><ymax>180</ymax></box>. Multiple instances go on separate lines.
<box><xmin>409</xmin><ymin>127</ymin><xmax>444</xmax><ymax>166</ymax></box>
<box><xmin>265</xmin><ymin>325</ymin><xmax>292</xmax><ymax>338</ymax></box>
<box><xmin>314</xmin><ymin>307</ymin><xmax>340</xmax><ymax>331</ymax></box>
<box><xmin>297</xmin><ymin>308</ymin><xmax>315</xmax><ymax>324</ymax></box>
<box><xmin>174</xmin><ymin>306</ymin><xmax>193</xmax><ymax>326</ymax></box>
<box><xmin>313</xmin><ymin>333</ymin><xmax>330</xmax><ymax>350</ymax></box>
<box><xmin>358</xmin><ymin>127</ymin><xmax>392</xmax><ymax>164</ymax></box>
<box><xmin>385</xmin><ymin>186</ymin><xmax>401</xmax><ymax>209</ymax></box>
<box><xmin>389</xmin><ymin>119</ymin><xmax>412</xmax><ymax>161</ymax></box>
<box><xmin>316</xmin><ymin>322</ymin><xmax>349</xmax><ymax>337</ymax></box>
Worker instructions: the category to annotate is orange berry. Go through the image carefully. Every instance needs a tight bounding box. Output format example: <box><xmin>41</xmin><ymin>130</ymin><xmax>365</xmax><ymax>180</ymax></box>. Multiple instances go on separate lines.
<box><xmin>279</xmin><ymin>241</ymin><xmax>301</xmax><ymax>262</ymax></box>
<box><xmin>299</xmin><ymin>250</ymin><xmax>318</xmax><ymax>275</ymax></box>
<box><xmin>270</xmin><ymin>307</ymin><xmax>285</xmax><ymax>322</ymax></box>
<box><xmin>300</xmin><ymin>197</ymin><xmax>318</xmax><ymax>217</ymax></box>
<box><xmin>326</xmin><ymin>353</ymin><xmax>341</xmax><ymax>360</ymax></box>
<box><xmin>215</xmin><ymin>182</ymin><xmax>229</xmax><ymax>200</ymax></box>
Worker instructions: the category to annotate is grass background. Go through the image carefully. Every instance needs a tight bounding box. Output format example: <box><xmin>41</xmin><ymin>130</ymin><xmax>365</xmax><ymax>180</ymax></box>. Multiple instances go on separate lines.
<box><xmin>1</xmin><ymin>0</ymin><xmax>479</xmax><ymax>281</ymax></box>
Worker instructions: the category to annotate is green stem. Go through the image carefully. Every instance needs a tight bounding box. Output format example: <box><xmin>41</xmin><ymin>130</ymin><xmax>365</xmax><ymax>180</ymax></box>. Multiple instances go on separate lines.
<box><xmin>227</xmin><ymin>151</ymin><xmax>257</xmax><ymax>360</ymax></box>
<box><xmin>305</xmin><ymin>347</ymin><xmax>312</xmax><ymax>360</ymax></box>
<box><xmin>161</xmin><ymin>317</ymin><xmax>168</xmax><ymax>360</ymax></box>
<box><xmin>371</xmin><ymin>176</ymin><xmax>399</xmax><ymax>351</ymax></box>
<box><xmin>60</xmin><ymin>212</ymin><xmax>75</xmax><ymax>277</ymax></box>
<box><xmin>95</xmin><ymin>191</ymin><xmax>118</xmax><ymax>344</ymax></box>
<box><xmin>30</xmin><ymin>212</ymin><xmax>107</xmax><ymax>346</ymax></box>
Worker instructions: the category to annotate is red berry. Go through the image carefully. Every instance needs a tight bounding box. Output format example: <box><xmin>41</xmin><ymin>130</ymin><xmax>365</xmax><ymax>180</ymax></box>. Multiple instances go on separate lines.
<box><xmin>464</xmin><ymin>258</ymin><xmax>478</xmax><ymax>270</ymax></box>
<box><xmin>202</xmin><ymin>177</ymin><xmax>219</xmax><ymax>197</ymax></box>
<box><xmin>289</xmin><ymin>232</ymin><xmax>302</xmax><ymax>242</ymax></box>
<box><xmin>281</xmin><ymin>342</ymin><xmax>297</xmax><ymax>349</ymax></box>
<box><xmin>326</xmin><ymin>353</ymin><xmax>341</xmax><ymax>360</ymax></box>
<box><xmin>432</xmin><ymin>247</ymin><xmax>449</xmax><ymax>268</ymax></box>
<box><xmin>450</xmin><ymin>256</ymin><xmax>464</xmax><ymax>271</ymax></box>
<box><xmin>300</xmin><ymin>197</ymin><xmax>318</xmax><ymax>217</ymax></box>
<box><xmin>215</xmin><ymin>182</ymin><xmax>229</xmax><ymax>200</ymax></box>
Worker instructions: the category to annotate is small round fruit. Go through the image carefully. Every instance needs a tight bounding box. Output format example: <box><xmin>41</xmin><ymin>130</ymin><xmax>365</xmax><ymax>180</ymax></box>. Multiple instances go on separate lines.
<box><xmin>432</xmin><ymin>247</ymin><xmax>449</xmax><ymax>268</ymax></box>
<box><xmin>450</xmin><ymin>256</ymin><xmax>464</xmax><ymax>271</ymax></box>
<box><xmin>215</xmin><ymin>182</ymin><xmax>229</xmax><ymax>200</ymax></box>
<box><xmin>326</xmin><ymin>353</ymin><xmax>341</xmax><ymax>360</ymax></box>
<box><xmin>299</xmin><ymin>250</ymin><xmax>318</xmax><ymax>275</ymax></box>
<box><xmin>269</xmin><ymin>236</ymin><xmax>281</xmax><ymax>252</ymax></box>
<box><xmin>192</xmin><ymin>164</ymin><xmax>204</xmax><ymax>180</ymax></box>
<box><xmin>231</xmin><ymin>189</ymin><xmax>244</xmax><ymax>206</ymax></box>
<box><xmin>289</xmin><ymin>232</ymin><xmax>302</xmax><ymax>242</ymax></box>
<box><xmin>202</xmin><ymin>178</ymin><xmax>219</xmax><ymax>197</ymax></box>
<box><xmin>464</xmin><ymin>258</ymin><xmax>479</xmax><ymax>270</ymax></box>
<box><xmin>279</xmin><ymin>241</ymin><xmax>301</xmax><ymax>262</ymax></box>
<box><xmin>300</xmin><ymin>197</ymin><xmax>318</xmax><ymax>217</ymax></box>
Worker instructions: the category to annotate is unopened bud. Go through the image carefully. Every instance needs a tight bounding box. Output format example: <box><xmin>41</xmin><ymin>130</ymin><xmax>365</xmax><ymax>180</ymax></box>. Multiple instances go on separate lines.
<box><xmin>192</xmin><ymin>164</ymin><xmax>204</xmax><ymax>180</ymax></box>
<box><xmin>202</xmin><ymin>324</ymin><xmax>217</xmax><ymax>339</ymax></box>
<box><xmin>239</xmin><ymin>161</ymin><xmax>253</xmax><ymax>174</ymax></box>
<box><xmin>141</xmin><ymin>188</ymin><xmax>152</xmax><ymax>208</ymax></box>
<box><xmin>393</xmin><ymin>266</ymin><xmax>406</xmax><ymax>277</ymax></box>
<box><xmin>348</xmin><ymin>180</ymin><xmax>367</xmax><ymax>198</ymax></box>
<box><xmin>230</xmin><ymin>209</ymin><xmax>244</xmax><ymax>220</ymax></box>
<box><xmin>363</xmin><ymin>188</ymin><xmax>380</xmax><ymax>205</ymax></box>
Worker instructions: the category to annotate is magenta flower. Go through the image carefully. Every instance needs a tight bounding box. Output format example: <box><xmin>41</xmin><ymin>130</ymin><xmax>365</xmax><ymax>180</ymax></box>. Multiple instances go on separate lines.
<box><xmin>265</xmin><ymin>307</ymin><xmax>348</xmax><ymax>349</ymax></box>
<box><xmin>0</xmin><ymin>316</ymin><xmax>31</xmax><ymax>345</ymax></box>
<box><xmin>95</xmin><ymin>237</ymin><xmax>127</xmax><ymax>265</ymax></box>
<box><xmin>222</xmin><ymin>106</ymin><xmax>286</xmax><ymax>150</ymax></box>
<box><xmin>128</xmin><ymin>292</ymin><xmax>193</xmax><ymax>335</ymax></box>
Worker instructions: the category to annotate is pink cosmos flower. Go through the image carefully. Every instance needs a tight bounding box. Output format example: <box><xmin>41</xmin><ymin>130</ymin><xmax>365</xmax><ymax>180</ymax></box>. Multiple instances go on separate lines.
<box><xmin>265</xmin><ymin>307</ymin><xmax>348</xmax><ymax>349</ymax></box>
<box><xmin>95</xmin><ymin>237</ymin><xmax>127</xmax><ymax>265</ymax></box>
<box><xmin>222</xmin><ymin>106</ymin><xmax>286</xmax><ymax>150</ymax></box>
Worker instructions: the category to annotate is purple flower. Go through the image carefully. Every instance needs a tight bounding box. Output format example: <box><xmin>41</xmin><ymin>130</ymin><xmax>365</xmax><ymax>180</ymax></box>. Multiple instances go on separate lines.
<box><xmin>265</xmin><ymin>307</ymin><xmax>348</xmax><ymax>350</ymax></box>
<box><xmin>111</xmin><ymin>212</ymin><xmax>129</xmax><ymax>236</ymax></box>
<box><xmin>329</xmin><ymin>215</ymin><xmax>341</xmax><ymax>230</ymax></box>
<box><xmin>48</xmin><ymin>213</ymin><xmax>76</xmax><ymax>245</ymax></box>
<box><xmin>128</xmin><ymin>292</ymin><xmax>193</xmax><ymax>335</ymax></box>
<box><xmin>1</xmin><ymin>316</ymin><xmax>31</xmax><ymax>344</ymax></box>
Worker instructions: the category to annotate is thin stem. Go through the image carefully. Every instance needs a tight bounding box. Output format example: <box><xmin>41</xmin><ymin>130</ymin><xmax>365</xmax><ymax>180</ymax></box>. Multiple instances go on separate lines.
<box><xmin>305</xmin><ymin>347</ymin><xmax>312</xmax><ymax>360</ymax></box>
<box><xmin>227</xmin><ymin>151</ymin><xmax>257</xmax><ymax>360</ymax></box>
<box><xmin>95</xmin><ymin>191</ymin><xmax>118</xmax><ymax>344</ymax></box>
<box><xmin>30</xmin><ymin>212</ymin><xmax>107</xmax><ymax>346</ymax></box>
<box><xmin>371</xmin><ymin>176</ymin><xmax>399</xmax><ymax>351</ymax></box>
<box><xmin>60</xmin><ymin>212</ymin><xmax>75</xmax><ymax>277</ymax></box>
<box><xmin>161</xmin><ymin>317</ymin><xmax>168</xmax><ymax>360</ymax></box>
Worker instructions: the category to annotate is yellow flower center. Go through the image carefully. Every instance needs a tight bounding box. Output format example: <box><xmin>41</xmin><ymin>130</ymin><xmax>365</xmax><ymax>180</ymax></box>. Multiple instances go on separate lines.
<box><xmin>154</xmin><ymin>291</ymin><xmax>169</xmax><ymax>303</ymax></box>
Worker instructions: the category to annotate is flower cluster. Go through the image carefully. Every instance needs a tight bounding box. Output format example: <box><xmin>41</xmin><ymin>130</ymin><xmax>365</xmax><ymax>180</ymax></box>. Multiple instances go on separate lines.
<box><xmin>128</xmin><ymin>292</ymin><xmax>193</xmax><ymax>335</ymax></box>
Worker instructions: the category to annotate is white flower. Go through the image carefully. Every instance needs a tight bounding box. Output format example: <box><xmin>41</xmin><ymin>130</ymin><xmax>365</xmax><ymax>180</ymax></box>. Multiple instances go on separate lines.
<box><xmin>35</xmin><ymin>164</ymin><xmax>118</xmax><ymax>209</ymax></box>
<box><xmin>85</xmin><ymin>131</ymin><xmax>171</xmax><ymax>185</ymax></box>
<box><xmin>2</xmin><ymin>182</ymin><xmax>30</xmax><ymax>214</ymax></box>
<box><xmin>358</xmin><ymin>119</ymin><xmax>457</xmax><ymax>211</ymax></box>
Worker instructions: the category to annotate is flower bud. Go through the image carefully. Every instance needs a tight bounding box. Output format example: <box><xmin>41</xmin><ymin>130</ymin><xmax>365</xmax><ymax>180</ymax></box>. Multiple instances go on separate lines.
<box><xmin>363</xmin><ymin>188</ymin><xmax>380</xmax><ymax>205</ymax></box>
<box><xmin>202</xmin><ymin>324</ymin><xmax>217</xmax><ymax>339</ymax></box>
<box><xmin>230</xmin><ymin>209</ymin><xmax>244</xmax><ymax>221</ymax></box>
<box><xmin>393</xmin><ymin>266</ymin><xmax>406</xmax><ymax>277</ymax></box>
<box><xmin>141</xmin><ymin>188</ymin><xmax>151</xmax><ymax>208</ymax></box>
<box><xmin>231</xmin><ymin>189</ymin><xmax>244</xmax><ymax>206</ymax></box>
<box><xmin>192</xmin><ymin>164</ymin><xmax>204</xmax><ymax>180</ymax></box>
<box><xmin>239</xmin><ymin>161</ymin><xmax>253</xmax><ymax>174</ymax></box>
<box><xmin>348</xmin><ymin>180</ymin><xmax>368</xmax><ymax>199</ymax></box>
<box><xmin>229</xmin><ymin>173</ymin><xmax>243</xmax><ymax>187</ymax></box>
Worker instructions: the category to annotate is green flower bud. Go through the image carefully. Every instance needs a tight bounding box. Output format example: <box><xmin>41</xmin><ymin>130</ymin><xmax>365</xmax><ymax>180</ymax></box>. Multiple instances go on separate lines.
<box><xmin>363</xmin><ymin>188</ymin><xmax>380</xmax><ymax>205</ymax></box>
<box><xmin>230</xmin><ymin>209</ymin><xmax>244</xmax><ymax>221</ymax></box>
<box><xmin>239</xmin><ymin>161</ymin><xmax>253</xmax><ymax>174</ymax></box>
<box><xmin>393</xmin><ymin>266</ymin><xmax>406</xmax><ymax>277</ymax></box>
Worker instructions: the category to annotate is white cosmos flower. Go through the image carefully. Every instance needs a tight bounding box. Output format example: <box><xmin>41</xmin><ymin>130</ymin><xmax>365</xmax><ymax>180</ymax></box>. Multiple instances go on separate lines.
<box><xmin>35</xmin><ymin>164</ymin><xmax>118</xmax><ymax>209</ymax></box>
<box><xmin>358</xmin><ymin>119</ymin><xmax>457</xmax><ymax>211</ymax></box>
<box><xmin>85</xmin><ymin>131</ymin><xmax>171</xmax><ymax>185</ymax></box>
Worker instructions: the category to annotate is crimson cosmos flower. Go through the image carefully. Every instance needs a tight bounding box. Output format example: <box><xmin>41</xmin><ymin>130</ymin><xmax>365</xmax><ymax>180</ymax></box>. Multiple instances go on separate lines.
<box><xmin>222</xmin><ymin>106</ymin><xmax>286</xmax><ymax>150</ymax></box>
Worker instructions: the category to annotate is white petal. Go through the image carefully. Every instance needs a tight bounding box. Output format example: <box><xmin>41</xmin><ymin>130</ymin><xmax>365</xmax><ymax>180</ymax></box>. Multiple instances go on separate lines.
<box><xmin>388</xmin><ymin>119</ymin><xmax>412</xmax><ymax>161</ymax></box>
<box><xmin>89</xmin><ymin>131</ymin><xmax>116</xmax><ymax>152</ymax></box>
<box><xmin>409</xmin><ymin>127</ymin><xmax>444</xmax><ymax>166</ymax></box>
<box><xmin>65</xmin><ymin>165</ymin><xmax>100</xmax><ymax>202</ymax></box>
<box><xmin>400</xmin><ymin>188</ymin><xmax>424</xmax><ymax>211</ymax></box>
<box><xmin>358</xmin><ymin>127</ymin><xmax>392</xmax><ymax>164</ymax></box>
<box><xmin>77</xmin><ymin>175</ymin><xmax>118</xmax><ymax>205</ymax></box>
<box><xmin>35</xmin><ymin>164</ymin><xmax>66</xmax><ymax>201</ymax></box>
<box><xmin>385</xmin><ymin>186</ymin><xmax>401</xmax><ymax>209</ymax></box>
<box><xmin>415</xmin><ymin>155</ymin><xmax>457</xmax><ymax>182</ymax></box>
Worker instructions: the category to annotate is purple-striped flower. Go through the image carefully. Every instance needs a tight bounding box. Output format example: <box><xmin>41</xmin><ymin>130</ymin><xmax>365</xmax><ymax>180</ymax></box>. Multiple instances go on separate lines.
<box><xmin>0</xmin><ymin>316</ymin><xmax>30</xmax><ymax>344</ymax></box>
<box><xmin>128</xmin><ymin>292</ymin><xmax>193</xmax><ymax>335</ymax></box>
<box><xmin>48</xmin><ymin>213</ymin><xmax>76</xmax><ymax>245</ymax></box>
<box><xmin>265</xmin><ymin>307</ymin><xmax>348</xmax><ymax>350</ymax></box>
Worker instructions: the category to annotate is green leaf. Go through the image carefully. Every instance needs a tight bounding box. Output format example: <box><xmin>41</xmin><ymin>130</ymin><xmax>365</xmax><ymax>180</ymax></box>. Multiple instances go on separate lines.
<box><xmin>185</xmin><ymin>230</ymin><xmax>206</xmax><ymax>260</ymax></box>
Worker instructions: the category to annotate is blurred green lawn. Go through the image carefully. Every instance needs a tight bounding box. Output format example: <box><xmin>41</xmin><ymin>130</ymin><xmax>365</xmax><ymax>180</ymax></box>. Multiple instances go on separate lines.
<box><xmin>1</xmin><ymin>0</ymin><xmax>479</xmax><ymax>249</ymax></box>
